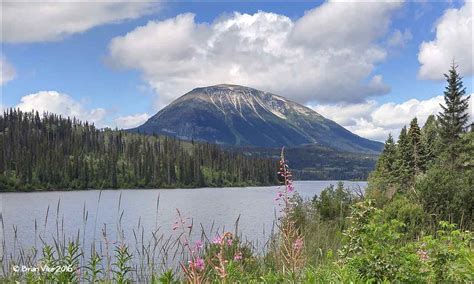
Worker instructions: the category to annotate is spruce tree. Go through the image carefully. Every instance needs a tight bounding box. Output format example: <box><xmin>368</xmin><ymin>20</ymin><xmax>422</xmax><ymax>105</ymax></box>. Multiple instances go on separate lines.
<box><xmin>395</xmin><ymin>126</ymin><xmax>412</xmax><ymax>188</ymax></box>
<box><xmin>421</xmin><ymin>115</ymin><xmax>439</xmax><ymax>166</ymax></box>
<box><xmin>376</xmin><ymin>133</ymin><xmax>397</xmax><ymax>175</ymax></box>
<box><xmin>408</xmin><ymin>118</ymin><xmax>425</xmax><ymax>175</ymax></box>
<box><xmin>438</xmin><ymin>63</ymin><xmax>471</xmax><ymax>168</ymax></box>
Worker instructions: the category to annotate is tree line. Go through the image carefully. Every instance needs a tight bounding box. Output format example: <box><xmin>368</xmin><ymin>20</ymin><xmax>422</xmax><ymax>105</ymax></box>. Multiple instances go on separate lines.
<box><xmin>0</xmin><ymin>110</ymin><xmax>278</xmax><ymax>191</ymax></box>
<box><xmin>368</xmin><ymin>63</ymin><xmax>473</xmax><ymax>228</ymax></box>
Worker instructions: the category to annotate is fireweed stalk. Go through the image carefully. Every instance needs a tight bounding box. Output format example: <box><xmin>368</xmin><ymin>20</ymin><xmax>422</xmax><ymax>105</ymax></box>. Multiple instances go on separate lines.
<box><xmin>275</xmin><ymin>147</ymin><xmax>306</xmax><ymax>276</ymax></box>
<box><xmin>173</xmin><ymin>209</ymin><xmax>205</xmax><ymax>284</ymax></box>
<box><xmin>210</xmin><ymin>231</ymin><xmax>243</xmax><ymax>281</ymax></box>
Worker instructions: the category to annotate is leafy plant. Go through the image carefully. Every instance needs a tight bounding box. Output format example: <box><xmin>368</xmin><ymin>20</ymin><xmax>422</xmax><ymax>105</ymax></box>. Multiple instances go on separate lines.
<box><xmin>113</xmin><ymin>244</ymin><xmax>133</xmax><ymax>284</ymax></box>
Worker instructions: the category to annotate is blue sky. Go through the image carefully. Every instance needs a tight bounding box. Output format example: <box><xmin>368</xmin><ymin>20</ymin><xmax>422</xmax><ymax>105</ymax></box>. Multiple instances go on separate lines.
<box><xmin>1</xmin><ymin>0</ymin><xmax>472</xmax><ymax>141</ymax></box>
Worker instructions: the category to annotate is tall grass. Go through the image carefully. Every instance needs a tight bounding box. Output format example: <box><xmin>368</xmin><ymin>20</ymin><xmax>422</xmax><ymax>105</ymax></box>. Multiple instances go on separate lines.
<box><xmin>0</xmin><ymin>190</ymin><xmax>283</xmax><ymax>282</ymax></box>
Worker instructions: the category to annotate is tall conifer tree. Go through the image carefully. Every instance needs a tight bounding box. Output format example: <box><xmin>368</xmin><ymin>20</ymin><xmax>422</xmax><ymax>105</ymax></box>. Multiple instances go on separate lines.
<box><xmin>408</xmin><ymin>118</ymin><xmax>425</xmax><ymax>175</ymax></box>
<box><xmin>438</xmin><ymin>63</ymin><xmax>471</xmax><ymax>168</ymax></box>
<box><xmin>396</xmin><ymin>126</ymin><xmax>412</xmax><ymax>188</ymax></box>
<box><xmin>421</xmin><ymin>115</ymin><xmax>439</xmax><ymax>166</ymax></box>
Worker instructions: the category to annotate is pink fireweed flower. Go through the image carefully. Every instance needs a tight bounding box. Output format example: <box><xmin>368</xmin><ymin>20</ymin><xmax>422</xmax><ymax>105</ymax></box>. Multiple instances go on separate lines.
<box><xmin>212</xmin><ymin>235</ymin><xmax>222</xmax><ymax>245</ymax></box>
<box><xmin>194</xmin><ymin>240</ymin><xmax>204</xmax><ymax>251</ymax></box>
<box><xmin>188</xmin><ymin>257</ymin><xmax>205</xmax><ymax>271</ymax></box>
<box><xmin>233</xmin><ymin>252</ymin><xmax>243</xmax><ymax>261</ymax></box>
<box><xmin>293</xmin><ymin>237</ymin><xmax>304</xmax><ymax>251</ymax></box>
<box><xmin>194</xmin><ymin>257</ymin><xmax>205</xmax><ymax>271</ymax></box>
<box><xmin>287</xmin><ymin>184</ymin><xmax>294</xmax><ymax>192</ymax></box>
<box><xmin>227</xmin><ymin>239</ymin><xmax>233</xmax><ymax>246</ymax></box>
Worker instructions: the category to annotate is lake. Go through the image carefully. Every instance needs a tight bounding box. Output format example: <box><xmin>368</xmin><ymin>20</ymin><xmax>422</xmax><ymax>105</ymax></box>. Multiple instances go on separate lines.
<box><xmin>0</xmin><ymin>180</ymin><xmax>366</xmax><ymax>268</ymax></box>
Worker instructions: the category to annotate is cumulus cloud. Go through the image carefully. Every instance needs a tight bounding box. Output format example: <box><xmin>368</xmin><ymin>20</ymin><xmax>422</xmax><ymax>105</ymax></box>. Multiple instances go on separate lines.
<box><xmin>418</xmin><ymin>1</ymin><xmax>473</xmax><ymax>80</ymax></box>
<box><xmin>16</xmin><ymin>91</ymin><xmax>107</xmax><ymax>126</ymax></box>
<box><xmin>2</xmin><ymin>1</ymin><xmax>157</xmax><ymax>43</ymax></box>
<box><xmin>114</xmin><ymin>113</ymin><xmax>150</xmax><ymax>129</ymax></box>
<box><xmin>312</xmin><ymin>95</ymin><xmax>446</xmax><ymax>141</ymax></box>
<box><xmin>1</xmin><ymin>55</ymin><xmax>16</xmax><ymax>85</ymax></box>
<box><xmin>312</xmin><ymin>101</ymin><xmax>378</xmax><ymax>126</ymax></box>
<box><xmin>108</xmin><ymin>1</ymin><xmax>403</xmax><ymax>109</ymax></box>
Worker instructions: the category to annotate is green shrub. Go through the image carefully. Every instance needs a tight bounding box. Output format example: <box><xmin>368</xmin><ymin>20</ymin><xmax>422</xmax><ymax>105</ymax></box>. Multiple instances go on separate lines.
<box><xmin>339</xmin><ymin>201</ymin><xmax>427</xmax><ymax>282</ymax></box>
<box><xmin>382</xmin><ymin>195</ymin><xmax>428</xmax><ymax>238</ymax></box>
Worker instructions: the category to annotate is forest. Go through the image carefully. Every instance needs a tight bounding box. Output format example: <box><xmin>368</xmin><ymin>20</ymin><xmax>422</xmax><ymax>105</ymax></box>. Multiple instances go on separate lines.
<box><xmin>367</xmin><ymin>64</ymin><xmax>473</xmax><ymax>229</ymax></box>
<box><xmin>0</xmin><ymin>111</ymin><xmax>278</xmax><ymax>191</ymax></box>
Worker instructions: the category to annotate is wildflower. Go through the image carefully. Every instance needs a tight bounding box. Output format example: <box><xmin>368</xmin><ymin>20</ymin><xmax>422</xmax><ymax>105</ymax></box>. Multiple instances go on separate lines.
<box><xmin>287</xmin><ymin>183</ymin><xmax>294</xmax><ymax>192</ymax></box>
<box><xmin>233</xmin><ymin>252</ymin><xmax>243</xmax><ymax>261</ymax></box>
<box><xmin>194</xmin><ymin>257</ymin><xmax>205</xmax><ymax>271</ymax></box>
<box><xmin>227</xmin><ymin>239</ymin><xmax>233</xmax><ymax>246</ymax></box>
<box><xmin>194</xmin><ymin>240</ymin><xmax>204</xmax><ymax>251</ymax></box>
<box><xmin>293</xmin><ymin>237</ymin><xmax>304</xmax><ymax>251</ymax></box>
<box><xmin>212</xmin><ymin>235</ymin><xmax>222</xmax><ymax>245</ymax></box>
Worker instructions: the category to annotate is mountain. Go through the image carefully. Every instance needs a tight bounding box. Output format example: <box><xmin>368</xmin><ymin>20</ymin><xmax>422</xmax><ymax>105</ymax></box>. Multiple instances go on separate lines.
<box><xmin>132</xmin><ymin>84</ymin><xmax>383</xmax><ymax>153</ymax></box>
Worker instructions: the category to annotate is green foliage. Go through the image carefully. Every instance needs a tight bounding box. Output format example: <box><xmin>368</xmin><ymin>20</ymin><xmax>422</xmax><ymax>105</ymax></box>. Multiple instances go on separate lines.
<box><xmin>422</xmin><ymin>221</ymin><xmax>474</xmax><ymax>282</ymax></box>
<box><xmin>382</xmin><ymin>195</ymin><xmax>428</xmax><ymax>239</ymax></box>
<box><xmin>338</xmin><ymin>201</ymin><xmax>473</xmax><ymax>283</ymax></box>
<box><xmin>312</xmin><ymin>182</ymin><xmax>356</xmax><ymax>222</ymax></box>
<box><xmin>438</xmin><ymin>63</ymin><xmax>471</xmax><ymax>168</ymax></box>
<box><xmin>85</xmin><ymin>251</ymin><xmax>102</xmax><ymax>283</ymax></box>
<box><xmin>408</xmin><ymin>117</ymin><xmax>426</xmax><ymax>175</ymax></box>
<box><xmin>395</xmin><ymin>126</ymin><xmax>414</xmax><ymax>189</ymax></box>
<box><xmin>113</xmin><ymin>244</ymin><xmax>133</xmax><ymax>284</ymax></box>
<box><xmin>155</xmin><ymin>269</ymin><xmax>177</xmax><ymax>283</ymax></box>
<box><xmin>368</xmin><ymin>65</ymin><xmax>472</xmax><ymax>229</ymax></box>
<box><xmin>416</xmin><ymin>164</ymin><xmax>473</xmax><ymax>229</ymax></box>
<box><xmin>422</xmin><ymin>114</ymin><xmax>441</xmax><ymax>166</ymax></box>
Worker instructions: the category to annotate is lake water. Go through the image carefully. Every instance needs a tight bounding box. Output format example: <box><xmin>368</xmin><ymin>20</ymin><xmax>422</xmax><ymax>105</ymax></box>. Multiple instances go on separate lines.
<box><xmin>0</xmin><ymin>180</ymin><xmax>365</xmax><ymax>268</ymax></box>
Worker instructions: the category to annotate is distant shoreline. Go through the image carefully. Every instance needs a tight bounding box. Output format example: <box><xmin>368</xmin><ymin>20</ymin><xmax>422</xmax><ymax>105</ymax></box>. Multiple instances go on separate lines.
<box><xmin>0</xmin><ymin>180</ymin><xmax>367</xmax><ymax>193</ymax></box>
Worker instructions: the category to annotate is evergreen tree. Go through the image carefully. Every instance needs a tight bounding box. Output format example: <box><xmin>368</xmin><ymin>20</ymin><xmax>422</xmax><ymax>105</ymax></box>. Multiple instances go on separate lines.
<box><xmin>421</xmin><ymin>115</ymin><xmax>440</xmax><ymax>166</ymax></box>
<box><xmin>376</xmin><ymin>134</ymin><xmax>397</xmax><ymax>176</ymax></box>
<box><xmin>395</xmin><ymin>126</ymin><xmax>412</xmax><ymax>188</ymax></box>
<box><xmin>438</xmin><ymin>63</ymin><xmax>471</xmax><ymax>168</ymax></box>
<box><xmin>408</xmin><ymin>118</ymin><xmax>425</xmax><ymax>175</ymax></box>
<box><xmin>367</xmin><ymin>134</ymin><xmax>399</xmax><ymax>193</ymax></box>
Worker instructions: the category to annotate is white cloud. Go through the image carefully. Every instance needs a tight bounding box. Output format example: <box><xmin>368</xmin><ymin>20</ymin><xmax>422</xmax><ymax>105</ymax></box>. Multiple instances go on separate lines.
<box><xmin>371</xmin><ymin>96</ymin><xmax>444</xmax><ymax>128</ymax></box>
<box><xmin>312</xmin><ymin>100</ymin><xmax>378</xmax><ymax>126</ymax></box>
<box><xmin>418</xmin><ymin>1</ymin><xmax>473</xmax><ymax>80</ymax></box>
<box><xmin>1</xmin><ymin>55</ymin><xmax>16</xmax><ymax>85</ymax></box>
<box><xmin>108</xmin><ymin>1</ymin><xmax>403</xmax><ymax>109</ymax></box>
<box><xmin>311</xmin><ymin>95</ymin><xmax>446</xmax><ymax>141</ymax></box>
<box><xmin>15</xmin><ymin>91</ymin><xmax>107</xmax><ymax>126</ymax></box>
<box><xmin>2</xmin><ymin>1</ymin><xmax>157</xmax><ymax>43</ymax></box>
<box><xmin>114</xmin><ymin>113</ymin><xmax>150</xmax><ymax>129</ymax></box>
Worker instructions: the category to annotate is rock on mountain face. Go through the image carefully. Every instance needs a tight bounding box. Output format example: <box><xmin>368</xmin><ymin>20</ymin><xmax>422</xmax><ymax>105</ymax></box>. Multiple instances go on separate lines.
<box><xmin>132</xmin><ymin>84</ymin><xmax>383</xmax><ymax>153</ymax></box>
